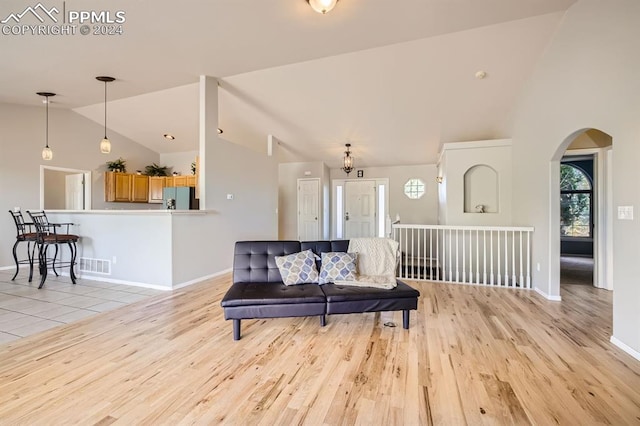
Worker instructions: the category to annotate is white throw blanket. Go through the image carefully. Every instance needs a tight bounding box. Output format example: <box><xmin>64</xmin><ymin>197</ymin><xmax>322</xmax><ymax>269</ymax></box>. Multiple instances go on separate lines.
<box><xmin>334</xmin><ymin>238</ymin><xmax>398</xmax><ymax>289</ymax></box>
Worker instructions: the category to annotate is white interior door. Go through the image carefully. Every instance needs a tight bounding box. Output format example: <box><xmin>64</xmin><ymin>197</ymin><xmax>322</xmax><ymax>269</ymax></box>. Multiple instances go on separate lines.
<box><xmin>65</xmin><ymin>174</ymin><xmax>84</xmax><ymax>210</ymax></box>
<box><xmin>345</xmin><ymin>180</ymin><xmax>376</xmax><ymax>238</ymax></box>
<box><xmin>298</xmin><ymin>178</ymin><xmax>320</xmax><ymax>241</ymax></box>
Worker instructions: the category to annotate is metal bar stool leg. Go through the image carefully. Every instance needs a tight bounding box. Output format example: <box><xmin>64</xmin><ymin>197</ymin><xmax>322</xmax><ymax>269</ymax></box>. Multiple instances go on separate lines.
<box><xmin>28</xmin><ymin>241</ymin><xmax>36</xmax><ymax>282</ymax></box>
<box><xmin>38</xmin><ymin>244</ymin><xmax>48</xmax><ymax>289</ymax></box>
<box><xmin>68</xmin><ymin>241</ymin><xmax>77</xmax><ymax>284</ymax></box>
<box><xmin>52</xmin><ymin>244</ymin><xmax>60</xmax><ymax>277</ymax></box>
<box><xmin>11</xmin><ymin>240</ymin><xmax>20</xmax><ymax>281</ymax></box>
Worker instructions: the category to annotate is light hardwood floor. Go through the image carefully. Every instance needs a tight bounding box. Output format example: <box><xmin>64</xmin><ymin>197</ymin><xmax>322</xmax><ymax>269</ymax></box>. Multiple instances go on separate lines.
<box><xmin>0</xmin><ymin>276</ymin><xmax>638</xmax><ymax>425</ymax></box>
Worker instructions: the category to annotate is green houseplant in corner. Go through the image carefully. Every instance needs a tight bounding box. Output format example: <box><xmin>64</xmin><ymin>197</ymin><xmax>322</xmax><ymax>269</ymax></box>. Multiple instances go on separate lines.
<box><xmin>144</xmin><ymin>163</ymin><xmax>169</xmax><ymax>176</ymax></box>
<box><xmin>106</xmin><ymin>157</ymin><xmax>127</xmax><ymax>173</ymax></box>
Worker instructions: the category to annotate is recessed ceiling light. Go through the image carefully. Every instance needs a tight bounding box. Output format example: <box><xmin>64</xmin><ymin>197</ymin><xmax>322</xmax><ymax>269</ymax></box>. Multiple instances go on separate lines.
<box><xmin>164</xmin><ymin>134</ymin><xmax>175</xmax><ymax>140</ymax></box>
<box><xmin>475</xmin><ymin>70</ymin><xmax>487</xmax><ymax>79</ymax></box>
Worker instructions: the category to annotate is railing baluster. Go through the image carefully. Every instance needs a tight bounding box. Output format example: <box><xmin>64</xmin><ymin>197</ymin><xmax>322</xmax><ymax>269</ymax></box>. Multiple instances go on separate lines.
<box><xmin>462</xmin><ymin>229</ymin><xmax>466</xmax><ymax>283</ymax></box>
<box><xmin>475</xmin><ymin>229</ymin><xmax>479</xmax><ymax>284</ymax></box>
<box><xmin>519</xmin><ymin>231</ymin><xmax>524</xmax><ymax>287</ymax></box>
<box><xmin>390</xmin><ymin>224</ymin><xmax>533</xmax><ymax>288</ymax></box>
<box><xmin>512</xmin><ymin>230</ymin><xmax>517</xmax><ymax>287</ymax></box>
<box><xmin>526</xmin><ymin>231</ymin><xmax>531</xmax><ymax>288</ymax></box>
<box><xmin>455</xmin><ymin>229</ymin><xmax>459</xmax><ymax>283</ymax></box>
<box><xmin>436</xmin><ymin>228</ymin><xmax>440</xmax><ymax>281</ymax></box>
<box><xmin>503</xmin><ymin>230</ymin><xmax>508</xmax><ymax>287</ymax></box>
<box><xmin>482</xmin><ymin>230</ymin><xmax>486</xmax><ymax>284</ymax></box>
<box><xmin>490</xmin><ymin>230</ymin><xmax>494</xmax><ymax>285</ymax></box>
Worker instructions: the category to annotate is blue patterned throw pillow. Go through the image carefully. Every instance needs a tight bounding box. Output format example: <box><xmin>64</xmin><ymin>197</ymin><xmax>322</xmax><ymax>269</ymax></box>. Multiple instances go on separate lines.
<box><xmin>275</xmin><ymin>250</ymin><xmax>319</xmax><ymax>285</ymax></box>
<box><xmin>319</xmin><ymin>252</ymin><xmax>357</xmax><ymax>285</ymax></box>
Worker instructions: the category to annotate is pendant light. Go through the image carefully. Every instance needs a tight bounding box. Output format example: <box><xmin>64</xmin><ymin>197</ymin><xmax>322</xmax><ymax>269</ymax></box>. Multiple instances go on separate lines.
<box><xmin>96</xmin><ymin>76</ymin><xmax>115</xmax><ymax>154</ymax></box>
<box><xmin>307</xmin><ymin>0</ymin><xmax>338</xmax><ymax>14</ymax></box>
<box><xmin>342</xmin><ymin>143</ymin><xmax>354</xmax><ymax>175</ymax></box>
<box><xmin>37</xmin><ymin>92</ymin><xmax>56</xmax><ymax>161</ymax></box>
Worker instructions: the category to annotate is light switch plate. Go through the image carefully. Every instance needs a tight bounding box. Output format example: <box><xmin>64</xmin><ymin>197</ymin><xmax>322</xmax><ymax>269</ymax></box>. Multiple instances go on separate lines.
<box><xmin>617</xmin><ymin>206</ymin><xmax>634</xmax><ymax>220</ymax></box>
<box><xmin>226</xmin><ymin>194</ymin><xmax>234</xmax><ymax>200</ymax></box>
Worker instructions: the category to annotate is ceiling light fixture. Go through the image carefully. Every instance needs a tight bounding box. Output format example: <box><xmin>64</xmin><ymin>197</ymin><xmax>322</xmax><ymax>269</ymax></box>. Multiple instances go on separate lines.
<box><xmin>96</xmin><ymin>76</ymin><xmax>115</xmax><ymax>154</ymax></box>
<box><xmin>306</xmin><ymin>0</ymin><xmax>338</xmax><ymax>14</ymax></box>
<box><xmin>37</xmin><ymin>92</ymin><xmax>56</xmax><ymax>161</ymax></box>
<box><xmin>342</xmin><ymin>143</ymin><xmax>354</xmax><ymax>175</ymax></box>
<box><xmin>164</xmin><ymin>134</ymin><xmax>175</xmax><ymax>140</ymax></box>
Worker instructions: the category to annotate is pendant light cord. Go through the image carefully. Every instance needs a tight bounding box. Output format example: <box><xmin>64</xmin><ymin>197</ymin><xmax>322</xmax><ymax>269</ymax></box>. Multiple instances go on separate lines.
<box><xmin>45</xmin><ymin>95</ymin><xmax>49</xmax><ymax>148</ymax></box>
<box><xmin>104</xmin><ymin>81</ymin><xmax>107</xmax><ymax>139</ymax></box>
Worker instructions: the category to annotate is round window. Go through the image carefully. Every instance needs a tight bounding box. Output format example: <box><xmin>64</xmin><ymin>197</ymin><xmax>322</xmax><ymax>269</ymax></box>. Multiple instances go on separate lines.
<box><xmin>404</xmin><ymin>178</ymin><xmax>425</xmax><ymax>199</ymax></box>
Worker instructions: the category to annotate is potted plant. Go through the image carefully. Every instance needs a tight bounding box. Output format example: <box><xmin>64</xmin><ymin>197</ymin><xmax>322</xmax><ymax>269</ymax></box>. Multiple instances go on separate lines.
<box><xmin>106</xmin><ymin>157</ymin><xmax>127</xmax><ymax>173</ymax></box>
<box><xmin>191</xmin><ymin>161</ymin><xmax>197</xmax><ymax>175</ymax></box>
<box><xmin>144</xmin><ymin>163</ymin><xmax>169</xmax><ymax>176</ymax></box>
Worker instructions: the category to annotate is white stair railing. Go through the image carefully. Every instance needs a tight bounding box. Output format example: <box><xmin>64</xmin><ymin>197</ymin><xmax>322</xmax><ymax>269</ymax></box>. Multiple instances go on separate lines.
<box><xmin>392</xmin><ymin>224</ymin><xmax>534</xmax><ymax>288</ymax></box>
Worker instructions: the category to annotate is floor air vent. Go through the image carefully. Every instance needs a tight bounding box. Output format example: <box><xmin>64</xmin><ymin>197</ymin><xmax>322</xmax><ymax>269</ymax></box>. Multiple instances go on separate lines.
<box><xmin>78</xmin><ymin>258</ymin><xmax>111</xmax><ymax>275</ymax></box>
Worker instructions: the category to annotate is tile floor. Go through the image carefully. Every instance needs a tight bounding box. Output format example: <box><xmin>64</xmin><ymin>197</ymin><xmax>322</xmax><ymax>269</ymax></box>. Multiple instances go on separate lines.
<box><xmin>0</xmin><ymin>269</ymin><xmax>166</xmax><ymax>345</ymax></box>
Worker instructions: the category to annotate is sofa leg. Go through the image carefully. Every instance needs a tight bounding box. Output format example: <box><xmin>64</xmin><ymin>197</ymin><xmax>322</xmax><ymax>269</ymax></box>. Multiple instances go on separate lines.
<box><xmin>403</xmin><ymin>310</ymin><xmax>410</xmax><ymax>329</ymax></box>
<box><xmin>233</xmin><ymin>319</ymin><xmax>241</xmax><ymax>341</ymax></box>
<box><xmin>320</xmin><ymin>315</ymin><xmax>326</xmax><ymax>327</ymax></box>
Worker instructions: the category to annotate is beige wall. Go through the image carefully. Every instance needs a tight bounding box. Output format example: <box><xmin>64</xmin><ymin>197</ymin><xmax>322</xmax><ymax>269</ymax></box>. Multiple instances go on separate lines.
<box><xmin>278</xmin><ymin>161</ymin><xmax>328</xmax><ymax>240</ymax></box>
<box><xmin>330</xmin><ymin>164</ymin><xmax>438</xmax><ymax>226</ymax></box>
<box><xmin>512</xmin><ymin>0</ymin><xmax>640</xmax><ymax>355</ymax></box>
<box><xmin>438</xmin><ymin>140</ymin><xmax>512</xmax><ymax>226</ymax></box>
<box><xmin>0</xmin><ymin>103</ymin><xmax>161</xmax><ymax>269</ymax></box>
<box><xmin>43</xmin><ymin>169</ymin><xmax>67</xmax><ymax>210</ymax></box>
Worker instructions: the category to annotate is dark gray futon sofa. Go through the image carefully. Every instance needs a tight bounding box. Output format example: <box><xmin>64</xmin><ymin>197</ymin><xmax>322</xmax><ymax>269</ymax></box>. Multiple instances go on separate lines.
<box><xmin>220</xmin><ymin>240</ymin><xmax>420</xmax><ymax>340</ymax></box>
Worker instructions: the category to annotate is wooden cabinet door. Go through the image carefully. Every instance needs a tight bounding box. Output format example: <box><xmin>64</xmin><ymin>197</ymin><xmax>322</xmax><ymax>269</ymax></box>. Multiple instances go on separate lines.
<box><xmin>131</xmin><ymin>175</ymin><xmax>149</xmax><ymax>203</ymax></box>
<box><xmin>186</xmin><ymin>175</ymin><xmax>196</xmax><ymax>187</ymax></box>
<box><xmin>105</xmin><ymin>172</ymin><xmax>132</xmax><ymax>202</ymax></box>
<box><xmin>173</xmin><ymin>176</ymin><xmax>188</xmax><ymax>186</ymax></box>
<box><xmin>165</xmin><ymin>176</ymin><xmax>174</xmax><ymax>187</ymax></box>
<box><xmin>148</xmin><ymin>177</ymin><xmax>165</xmax><ymax>204</ymax></box>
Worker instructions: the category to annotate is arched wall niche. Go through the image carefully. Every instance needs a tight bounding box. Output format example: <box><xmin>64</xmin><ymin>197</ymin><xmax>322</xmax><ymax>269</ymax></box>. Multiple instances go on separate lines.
<box><xmin>463</xmin><ymin>164</ymin><xmax>498</xmax><ymax>213</ymax></box>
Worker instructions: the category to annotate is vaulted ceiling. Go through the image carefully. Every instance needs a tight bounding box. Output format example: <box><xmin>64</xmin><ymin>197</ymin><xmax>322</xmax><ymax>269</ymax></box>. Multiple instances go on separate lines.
<box><xmin>0</xmin><ymin>0</ymin><xmax>577</xmax><ymax>167</ymax></box>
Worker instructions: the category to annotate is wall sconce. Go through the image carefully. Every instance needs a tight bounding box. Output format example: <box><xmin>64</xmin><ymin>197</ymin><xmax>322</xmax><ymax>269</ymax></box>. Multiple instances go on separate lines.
<box><xmin>342</xmin><ymin>143</ymin><xmax>354</xmax><ymax>175</ymax></box>
<box><xmin>435</xmin><ymin>176</ymin><xmax>443</xmax><ymax>184</ymax></box>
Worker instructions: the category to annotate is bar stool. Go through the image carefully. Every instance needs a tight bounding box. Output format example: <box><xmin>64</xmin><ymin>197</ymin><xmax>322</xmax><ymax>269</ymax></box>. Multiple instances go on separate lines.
<box><xmin>8</xmin><ymin>210</ymin><xmax>38</xmax><ymax>281</ymax></box>
<box><xmin>27</xmin><ymin>211</ymin><xmax>80</xmax><ymax>289</ymax></box>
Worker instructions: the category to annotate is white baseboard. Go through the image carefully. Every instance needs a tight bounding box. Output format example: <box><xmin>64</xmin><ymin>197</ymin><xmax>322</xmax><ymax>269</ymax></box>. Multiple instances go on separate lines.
<box><xmin>610</xmin><ymin>336</ymin><xmax>640</xmax><ymax>361</ymax></box>
<box><xmin>172</xmin><ymin>268</ymin><xmax>233</xmax><ymax>290</ymax></box>
<box><xmin>57</xmin><ymin>268</ymin><xmax>232</xmax><ymax>291</ymax></box>
<box><xmin>534</xmin><ymin>287</ymin><xmax>562</xmax><ymax>301</ymax></box>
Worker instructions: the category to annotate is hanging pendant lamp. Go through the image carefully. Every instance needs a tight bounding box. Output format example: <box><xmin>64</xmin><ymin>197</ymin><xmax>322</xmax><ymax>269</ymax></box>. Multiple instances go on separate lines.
<box><xmin>37</xmin><ymin>92</ymin><xmax>56</xmax><ymax>161</ymax></box>
<box><xmin>96</xmin><ymin>76</ymin><xmax>115</xmax><ymax>154</ymax></box>
<box><xmin>342</xmin><ymin>143</ymin><xmax>354</xmax><ymax>175</ymax></box>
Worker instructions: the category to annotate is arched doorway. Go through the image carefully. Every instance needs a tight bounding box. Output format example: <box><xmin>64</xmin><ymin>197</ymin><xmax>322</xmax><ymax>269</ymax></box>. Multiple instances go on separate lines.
<box><xmin>551</xmin><ymin>128</ymin><xmax>613</xmax><ymax>294</ymax></box>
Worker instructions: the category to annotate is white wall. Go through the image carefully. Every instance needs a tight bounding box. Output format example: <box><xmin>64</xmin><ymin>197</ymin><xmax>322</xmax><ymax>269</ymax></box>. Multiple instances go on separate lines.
<box><xmin>0</xmin><ymin>103</ymin><xmax>160</xmax><ymax>270</ymax></box>
<box><xmin>278</xmin><ymin>161</ymin><xmax>327</xmax><ymax>240</ymax></box>
<box><xmin>42</xmin><ymin>139</ymin><xmax>279</xmax><ymax>288</ymax></box>
<box><xmin>43</xmin><ymin>169</ymin><xmax>67</xmax><ymax>210</ymax></box>
<box><xmin>512</xmin><ymin>0</ymin><xmax>640</xmax><ymax>356</ymax></box>
<box><xmin>203</xmin><ymin>137</ymin><xmax>279</xmax><ymax>269</ymax></box>
<box><xmin>160</xmin><ymin>150</ymin><xmax>198</xmax><ymax>176</ymax></box>
<box><xmin>330</xmin><ymin>164</ymin><xmax>439</xmax><ymax>225</ymax></box>
<box><xmin>438</xmin><ymin>140</ymin><xmax>512</xmax><ymax>225</ymax></box>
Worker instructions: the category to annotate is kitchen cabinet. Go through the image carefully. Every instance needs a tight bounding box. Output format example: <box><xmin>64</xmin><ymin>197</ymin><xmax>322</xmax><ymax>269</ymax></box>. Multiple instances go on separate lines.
<box><xmin>173</xmin><ymin>176</ymin><xmax>188</xmax><ymax>186</ymax></box>
<box><xmin>131</xmin><ymin>174</ymin><xmax>149</xmax><ymax>202</ymax></box>
<box><xmin>104</xmin><ymin>172</ymin><xmax>149</xmax><ymax>203</ymax></box>
<box><xmin>148</xmin><ymin>176</ymin><xmax>166</xmax><ymax>204</ymax></box>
